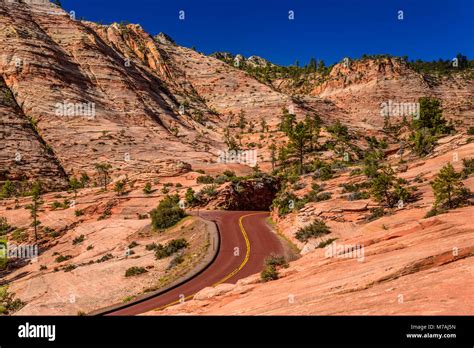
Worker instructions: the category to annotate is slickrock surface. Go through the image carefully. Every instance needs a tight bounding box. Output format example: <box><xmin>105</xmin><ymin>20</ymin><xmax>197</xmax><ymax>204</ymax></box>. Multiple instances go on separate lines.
<box><xmin>0</xmin><ymin>77</ymin><xmax>67</xmax><ymax>189</ymax></box>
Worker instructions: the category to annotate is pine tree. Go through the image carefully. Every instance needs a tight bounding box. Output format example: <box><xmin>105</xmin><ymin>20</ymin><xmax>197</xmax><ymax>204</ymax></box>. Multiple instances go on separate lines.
<box><xmin>431</xmin><ymin>163</ymin><xmax>469</xmax><ymax>209</ymax></box>
<box><xmin>94</xmin><ymin>163</ymin><xmax>112</xmax><ymax>191</ymax></box>
<box><xmin>415</xmin><ymin>97</ymin><xmax>453</xmax><ymax>135</ymax></box>
<box><xmin>238</xmin><ymin>110</ymin><xmax>247</xmax><ymax>133</ymax></box>
<box><xmin>269</xmin><ymin>143</ymin><xmax>277</xmax><ymax>171</ymax></box>
<box><xmin>69</xmin><ymin>177</ymin><xmax>81</xmax><ymax>199</ymax></box>
<box><xmin>289</xmin><ymin>121</ymin><xmax>311</xmax><ymax>175</ymax></box>
<box><xmin>26</xmin><ymin>181</ymin><xmax>43</xmax><ymax>242</ymax></box>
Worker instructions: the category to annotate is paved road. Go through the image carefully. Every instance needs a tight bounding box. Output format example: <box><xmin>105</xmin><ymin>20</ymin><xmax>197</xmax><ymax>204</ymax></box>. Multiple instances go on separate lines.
<box><xmin>105</xmin><ymin>211</ymin><xmax>284</xmax><ymax>316</ymax></box>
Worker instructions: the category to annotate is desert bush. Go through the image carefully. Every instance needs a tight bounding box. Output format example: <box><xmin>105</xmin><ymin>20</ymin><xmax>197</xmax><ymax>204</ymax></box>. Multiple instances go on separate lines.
<box><xmin>125</xmin><ymin>267</ymin><xmax>147</xmax><ymax>277</ymax></box>
<box><xmin>96</xmin><ymin>253</ymin><xmax>113</xmax><ymax>263</ymax></box>
<box><xmin>185</xmin><ymin>188</ymin><xmax>197</xmax><ymax>206</ymax></box>
<box><xmin>260</xmin><ymin>265</ymin><xmax>279</xmax><ymax>282</ymax></box>
<box><xmin>462</xmin><ymin>158</ymin><xmax>474</xmax><ymax>178</ymax></box>
<box><xmin>264</xmin><ymin>254</ymin><xmax>288</xmax><ymax>268</ymax></box>
<box><xmin>0</xmin><ymin>286</ymin><xmax>25</xmax><ymax>315</ymax></box>
<box><xmin>295</xmin><ymin>220</ymin><xmax>331</xmax><ymax>242</ymax></box>
<box><xmin>155</xmin><ymin>238</ymin><xmax>189</xmax><ymax>260</ymax></box>
<box><xmin>167</xmin><ymin>253</ymin><xmax>185</xmax><ymax>270</ymax></box>
<box><xmin>150</xmin><ymin>194</ymin><xmax>187</xmax><ymax>230</ymax></box>
<box><xmin>223</xmin><ymin>170</ymin><xmax>236</xmax><ymax>178</ymax></box>
<box><xmin>200</xmin><ymin>184</ymin><xmax>218</xmax><ymax>197</ymax></box>
<box><xmin>214</xmin><ymin>175</ymin><xmax>228</xmax><ymax>185</ymax></box>
<box><xmin>143</xmin><ymin>182</ymin><xmax>152</xmax><ymax>194</ymax></box>
<box><xmin>63</xmin><ymin>264</ymin><xmax>77</xmax><ymax>272</ymax></box>
<box><xmin>272</xmin><ymin>191</ymin><xmax>299</xmax><ymax>216</ymax></box>
<box><xmin>55</xmin><ymin>255</ymin><xmax>73</xmax><ymax>263</ymax></box>
<box><xmin>145</xmin><ymin>243</ymin><xmax>157</xmax><ymax>251</ymax></box>
<box><xmin>196</xmin><ymin>175</ymin><xmax>214</xmax><ymax>184</ymax></box>
<box><xmin>113</xmin><ymin>180</ymin><xmax>127</xmax><ymax>195</ymax></box>
<box><xmin>128</xmin><ymin>241</ymin><xmax>138</xmax><ymax>249</ymax></box>
<box><xmin>316</xmin><ymin>238</ymin><xmax>337</xmax><ymax>248</ymax></box>
<box><xmin>0</xmin><ymin>180</ymin><xmax>16</xmax><ymax>199</ymax></box>
<box><xmin>72</xmin><ymin>235</ymin><xmax>85</xmax><ymax>245</ymax></box>
<box><xmin>0</xmin><ymin>217</ymin><xmax>12</xmax><ymax>236</ymax></box>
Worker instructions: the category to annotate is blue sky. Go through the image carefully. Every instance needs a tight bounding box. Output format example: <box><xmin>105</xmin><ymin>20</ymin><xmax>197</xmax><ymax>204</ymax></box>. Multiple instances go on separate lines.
<box><xmin>61</xmin><ymin>0</ymin><xmax>474</xmax><ymax>66</ymax></box>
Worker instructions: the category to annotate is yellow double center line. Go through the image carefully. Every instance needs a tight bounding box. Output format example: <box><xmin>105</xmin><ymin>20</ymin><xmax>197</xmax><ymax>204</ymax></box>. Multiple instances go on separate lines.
<box><xmin>153</xmin><ymin>212</ymin><xmax>263</xmax><ymax>312</ymax></box>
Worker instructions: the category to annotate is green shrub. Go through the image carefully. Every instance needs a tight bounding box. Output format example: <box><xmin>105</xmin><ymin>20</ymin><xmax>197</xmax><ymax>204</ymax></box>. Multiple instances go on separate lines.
<box><xmin>96</xmin><ymin>253</ymin><xmax>113</xmax><ymax>263</ymax></box>
<box><xmin>264</xmin><ymin>254</ymin><xmax>288</xmax><ymax>268</ymax></box>
<box><xmin>317</xmin><ymin>238</ymin><xmax>337</xmax><ymax>248</ymax></box>
<box><xmin>196</xmin><ymin>175</ymin><xmax>214</xmax><ymax>184</ymax></box>
<box><xmin>185</xmin><ymin>188</ymin><xmax>197</xmax><ymax>206</ymax></box>
<box><xmin>462</xmin><ymin>158</ymin><xmax>474</xmax><ymax>178</ymax></box>
<box><xmin>125</xmin><ymin>267</ymin><xmax>147</xmax><ymax>277</ymax></box>
<box><xmin>0</xmin><ymin>180</ymin><xmax>16</xmax><ymax>199</ymax></box>
<box><xmin>0</xmin><ymin>217</ymin><xmax>11</xmax><ymax>236</ymax></box>
<box><xmin>223</xmin><ymin>170</ymin><xmax>236</xmax><ymax>178</ymax></box>
<box><xmin>424</xmin><ymin>207</ymin><xmax>442</xmax><ymax>218</ymax></box>
<box><xmin>295</xmin><ymin>220</ymin><xmax>331</xmax><ymax>242</ymax></box>
<box><xmin>0</xmin><ymin>286</ymin><xmax>25</xmax><ymax>315</ymax></box>
<box><xmin>143</xmin><ymin>182</ymin><xmax>152</xmax><ymax>194</ymax></box>
<box><xmin>468</xmin><ymin>127</ymin><xmax>474</xmax><ymax>135</ymax></box>
<box><xmin>199</xmin><ymin>184</ymin><xmax>218</xmax><ymax>197</ymax></box>
<box><xmin>167</xmin><ymin>254</ymin><xmax>185</xmax><ymax>270</ymax></box>
<box><xmin>150</xmin><ymin>194</ymin><xmax>187</xmax><ymax>230</ymax></box>
<box><xmin>214</xmin><ymin>175</ymin><xmax>228</xmax><ymax>185</ymax></box>
<box><xmin>74</xmin><ymin>209</ymin><xmax>84</xmax><ymax>217</ymax></box>
<box><xmin>260</xmin><ymin>265</ymin><xmax>279</xmax><ymax>282</ymax></box>
<box><xmin>72</xmin><ymin>235</ymin><xmax>85</xmax><ymax>245</ymax></box>
<box><xmin>63</xmin><ymin>264</ymin><xmax>77</xmax><ymax>272</ymax></box>
<box><xmin>272</xmin><ymin>191</ymin><xmax>299</xmax><ymax>216</ymax></box>
<box><xmin>128</xmin><ymin>241</ymin><xmax>138</xmax><ymax>249</ymax></box>
<box><xmin>155</xmin><ymin>238</ymin><xmax>189</xmax><ymax>259</ymax></box>
<box><xmin>55</xmin><ymin>255</ymin><xmax>73</xmax><ymax>263</ymax></box>
<box><xmin>145</xmin><ymin>243</ymin><xmax>157</xmax><ymax>251</ymax></box>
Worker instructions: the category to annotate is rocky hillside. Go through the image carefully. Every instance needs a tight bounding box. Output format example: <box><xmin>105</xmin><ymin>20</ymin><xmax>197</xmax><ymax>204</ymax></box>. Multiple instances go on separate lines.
<box><xmin>0</xmin><ymin>77</ymin><xmax>67</xmax><ymax>190</ymax></box>
<box><xmin>0</xmin><ymin>1</ymin><xmax>220</xmax><ymax>187</ymax></box>
<box><xmin>275</xmin><ymin>57</ymin><xmax>474</xmax><ymax>130</ymax></box>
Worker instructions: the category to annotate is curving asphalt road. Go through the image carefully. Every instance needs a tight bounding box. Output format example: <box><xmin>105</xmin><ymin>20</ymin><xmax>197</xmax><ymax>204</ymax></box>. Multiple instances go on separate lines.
<box><xmin>105</xmin><ymin>211</ymin><xmax>284</xmax><ymax>316</ymax></box>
